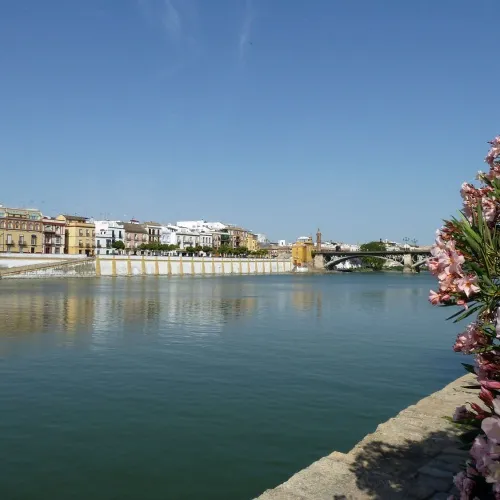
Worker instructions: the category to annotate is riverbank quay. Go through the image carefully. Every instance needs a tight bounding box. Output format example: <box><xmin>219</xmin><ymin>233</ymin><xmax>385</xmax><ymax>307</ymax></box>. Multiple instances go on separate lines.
<box><xmin>0</xmin><ymin>254</ymin><xmax>293</xmax><ymax>278</ymax></box>
<box><xmin>257</xmin><ymin>374</ymin><xmax>476</xmax><ymax>500</ymax></box>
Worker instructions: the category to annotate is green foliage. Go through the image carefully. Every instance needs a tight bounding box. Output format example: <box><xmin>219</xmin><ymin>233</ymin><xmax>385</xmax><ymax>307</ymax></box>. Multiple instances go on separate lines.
<box><xmin>359</xmin><ymin>241</ymin><xmax>386</xmax><ymax>270</ymax></box>
<box><xmin>112</xmin><ymin>240</ymin><xmax>125</xmax><ymax>250</ymax></box>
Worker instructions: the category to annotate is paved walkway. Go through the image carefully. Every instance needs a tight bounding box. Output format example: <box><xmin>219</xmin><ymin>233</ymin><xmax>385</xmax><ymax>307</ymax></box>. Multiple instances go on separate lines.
<box><xmin>257</xmin><ymin>374</ymin><xmax>476</xmax><ymax>499</ymax></box>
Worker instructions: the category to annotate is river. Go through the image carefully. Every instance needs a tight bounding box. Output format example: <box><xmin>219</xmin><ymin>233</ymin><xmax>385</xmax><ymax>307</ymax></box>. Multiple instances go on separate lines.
<box><xmin>0</xmin><ymin>274</ymin><xmax>463</xmax><ymax>500</ymax></box>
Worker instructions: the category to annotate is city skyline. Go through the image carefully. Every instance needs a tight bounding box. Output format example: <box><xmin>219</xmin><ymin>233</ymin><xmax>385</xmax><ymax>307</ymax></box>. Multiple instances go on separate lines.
<box><xmin>1</xmin><ymin>1</ymin><xmax>499</xmax><ymax>244</ymax></box>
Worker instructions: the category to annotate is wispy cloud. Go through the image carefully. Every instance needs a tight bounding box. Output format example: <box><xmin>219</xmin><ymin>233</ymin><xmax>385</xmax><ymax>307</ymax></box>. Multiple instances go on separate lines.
<box><xmin>163</xmin><ymin>0</ymin><xmax>182</xmax><ymax>42</ymax></box>
<box><xmin>239</xmin><ymin>0</ymin><xmax>254</xmax><ymax>62</ymax></box>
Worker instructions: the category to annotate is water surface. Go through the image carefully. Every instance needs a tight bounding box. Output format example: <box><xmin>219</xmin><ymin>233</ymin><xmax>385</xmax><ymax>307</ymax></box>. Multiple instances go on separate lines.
<box><xmin>0</xmin><ymin>274</ymin><xmax>463</xmax><ymax>499</ymax></box>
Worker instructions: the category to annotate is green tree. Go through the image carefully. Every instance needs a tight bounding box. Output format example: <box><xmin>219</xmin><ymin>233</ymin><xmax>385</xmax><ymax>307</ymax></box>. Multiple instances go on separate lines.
<box><xmin>219</xmin><ymin>245</ymin><xmax>232</xmax><ymax>255</ymax></box>
<box><xmin>359</xmin><ymin>241</ymin><xmax>386</xmax><ymax>271</ymax></box>
<box><xmin>112</xmin><ymin>240</ymin><xmax>125</xmax><ymax>251</ymax></box>
<box><xmin>202</xmin><ymin>246</ymin><xmax>212</xmax><ymax>254</ymax></box>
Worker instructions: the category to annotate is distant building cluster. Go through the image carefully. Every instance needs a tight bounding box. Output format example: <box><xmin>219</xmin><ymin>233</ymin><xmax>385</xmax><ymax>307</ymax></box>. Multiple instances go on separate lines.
<box><xmin>0</xmin><ymin>204</ymin><xmax>269</xmax><ymax>257</ymax></box>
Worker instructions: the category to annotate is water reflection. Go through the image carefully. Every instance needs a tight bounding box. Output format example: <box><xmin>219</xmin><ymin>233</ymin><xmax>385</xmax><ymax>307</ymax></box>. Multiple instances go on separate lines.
<box><xmin>0</xmin><ymin>278</ymin><xmax>267</xmax><ymax>340</ymax></box>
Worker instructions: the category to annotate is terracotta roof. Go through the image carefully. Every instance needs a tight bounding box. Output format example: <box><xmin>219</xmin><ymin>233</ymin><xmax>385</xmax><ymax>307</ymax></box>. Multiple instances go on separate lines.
<box><xmin>60</xmin><ymin>214</ymin><xmax>89</xmax><ymax>222</ymax></box>
<box><xmin>122</xmin><ymin>222</ymin><xmax>148</xmax><ymax>234</ymax></box>
<box><xmin>143</xmin><ymin>221</ymin><xmax>162</xmax><ymax>226</ymax></box>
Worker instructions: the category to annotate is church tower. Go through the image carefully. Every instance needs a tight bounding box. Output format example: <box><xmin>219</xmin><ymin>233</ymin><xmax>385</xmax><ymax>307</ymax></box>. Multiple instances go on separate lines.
<box><xmin>316</xmin><ymin>228</ymin><xmax>322</xmax><ymax>250</ymax></box>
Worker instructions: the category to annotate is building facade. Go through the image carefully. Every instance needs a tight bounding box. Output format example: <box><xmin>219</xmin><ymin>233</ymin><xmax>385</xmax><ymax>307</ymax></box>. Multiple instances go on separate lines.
<box><xmin>246</xmin><ymin>233</ymin><xmax>259</xmax><ymax>252</ymax></box>
<box><xmin>42</xmin><ymin>217</ymin><xmax>65</xmax><ymax>254</ymax></box>
<box><xmin>227</xmin><ymin>226</ymin><xmax>249</xmax><ymax>249</ymax></box>
<box><xmin>144</xmin><ymin>222</ymin><xmax>162</xmax><ymax>244</ymax></box>
<box><xmin>56</xmin><ymin>215</ymin><xmax>95</xmax><ymax>256</ymax></box>
<box><xmin>94</xmin><ymin>220</ymin><xmax>125</xmax><ymax>255</ymax></box>
<box><xmin>123</xmin><ymin>221</ymin><xmax>148</xmax><ymax>254</ymax></box>
<box><xmin>0</xmin><ymin>205</ymin><xmax>44</xmax><ymax>253</ymax></box>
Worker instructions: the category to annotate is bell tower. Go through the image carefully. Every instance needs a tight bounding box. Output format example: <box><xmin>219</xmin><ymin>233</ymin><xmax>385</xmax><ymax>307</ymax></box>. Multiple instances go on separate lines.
<box><xmin>316</xmin><ymin>228</ymin><xmax>322</xmax><ymax>251</ymax></box>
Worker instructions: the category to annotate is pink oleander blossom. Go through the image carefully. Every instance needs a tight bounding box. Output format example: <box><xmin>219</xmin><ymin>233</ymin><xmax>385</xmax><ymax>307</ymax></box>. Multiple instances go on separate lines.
<box><xmin>471</xmin><ymin>435</ymin><xmax>491</xmax><ymax>475</ymax></box>
<box><xmin>455</xmin><ymin>275</ymin><xmax>480</xmax><ymax>298</ymax></box>
<box><xmin>453</xmin><ymin>405</ymin><xmax>475</xmax><ymax>422</ymax></box>
<box><xmin>453</xmin><ymin>470</ymin><xmax>476</xmax><ymax>500</ymax></box>
<box><xmin>482</xmin><ymin>196</ymin><xmax>497</xmax><ymax>223</ymax></box>
<box><xmin>483</xmin><ymin>417</ymin><xmax>500</xmax><ymax>444</ymax></box>
<box><xmin>453</xmin><ymin>322</ymin><xmax>486</xmax><ymax>354</ymax></box>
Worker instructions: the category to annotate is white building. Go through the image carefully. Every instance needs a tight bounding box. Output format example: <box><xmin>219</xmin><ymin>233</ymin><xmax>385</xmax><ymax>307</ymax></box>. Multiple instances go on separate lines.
<box><xmin>94</xmin><ymin>220</ymin><xmax>125</xmax><ymax>255</ymax></box>
<box><xmin>256</xmin><ymin>233</ymin><xmax>269</xmax><ymax>244</ymax></box>
<box><xmin>160</xmin><ymin>225</ymin><xmax>213</xmax><ymax>250</ymax></box>
<box><xmin>278</xmin><ymin>240</ymin><xmax>288</xmax><ymax>247</ymax></box>
<box><xmin>176</xmin><ymin>220</ymin><xmax>227</xmax><ymax>232</ymax></box>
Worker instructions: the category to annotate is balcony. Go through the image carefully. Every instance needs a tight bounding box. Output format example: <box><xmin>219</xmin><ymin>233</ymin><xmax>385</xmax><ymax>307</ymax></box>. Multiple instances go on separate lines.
<box><xmin>18</xmin><ymin>240</ymin><xmax>26</xmax><ymax>246</ymax></box>
<box><xmin>44</xmin><ymin>226</ymin><xmax>56</xmax><ymax>233</ymax></box>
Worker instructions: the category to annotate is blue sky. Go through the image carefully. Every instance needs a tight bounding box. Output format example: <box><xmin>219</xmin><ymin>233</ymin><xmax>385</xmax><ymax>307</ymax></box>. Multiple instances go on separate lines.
<box><xmin>1</xmin><ymin>0</ymin><xmax>498</xmax><ymax>244</ymax></box>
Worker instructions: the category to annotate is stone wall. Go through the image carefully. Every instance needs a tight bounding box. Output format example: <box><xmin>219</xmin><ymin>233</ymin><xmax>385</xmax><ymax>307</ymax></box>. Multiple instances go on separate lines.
<box><xmin>96</xmin><ymin>256</ymin><xmax>293</xmax><ymax>277</ymax></box>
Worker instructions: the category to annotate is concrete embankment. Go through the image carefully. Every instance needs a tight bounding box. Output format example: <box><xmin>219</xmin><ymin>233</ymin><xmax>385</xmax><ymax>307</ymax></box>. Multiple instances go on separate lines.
<box><xmin>0</xmin><ymin>255</ymin><xmax>293</xmax><ymax>278</ymax></box>
<box><xmin>257</xmin><ymin>374</ymin><xmax>476</xmax><ymax>500</ymax></box>
<box><xmin>96</xmin><ymin>255</ymin><xmax>292</xmax><ymax>277</ymax></box>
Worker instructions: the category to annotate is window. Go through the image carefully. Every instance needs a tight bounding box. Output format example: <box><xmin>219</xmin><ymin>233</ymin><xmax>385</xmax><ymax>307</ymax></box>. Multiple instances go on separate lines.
<box><xmin>92</xmin><ymin>230</ymin><xmax>95</xmax><ymax>237</ymax></box>
<box><xmin>86</xmin><ymin>230</ymin><xmax>89</xmax><ymax>237</ymax></box>
<box><xmin>79</xmin><ymin>240</ymin><xmax>83</xmax><ymax>247</ymax></box>
<box><xmin>15</xmin><ymin>222</ymin><xmax>19</xmax><ymax>229</ymax></box>
<box><xmin>28</xmin><ymin>223</ymin><xmax>33</xmax><ymax>230</ymax></box>
<box><xmin>55</xmin><ymin>247</ymin><xmax>60</xmax><ymax>254</ymax></box>
<box><xmin>19</xmin><ymin>236</ymin><xmax>24</xmax><ymax>245</ymax></box>
<box><xmin>6</xmin><ymin>234</ymin><xmax>12</xmax><ymax>244</ymax></box>
<box><xmin>119</xmin><ymin>231</ymin><xmax>122</xmax><ymax>238</ymax></box>
<box><xmin>0</xmin><ymin>221</ymin><xmax>3</xmax><ymax>228</ymax></box>
<box><xmin>7</xmin><ymin>222</ymin><xmax>12</xmax><ymax>229</ymax></box>
<box><xmin>21</xmin><ymin>223</ymin><xmax>26</xmax><ymax>230</ymax></box>
<box><xmin>35</xmin><ymin>224</ymin><xmax>39</xmax><ymax>231</ymax></box>
<box><xmin>79</xmin><ymin>229</ymin><xmax>83</xmax><ymax>236</ymax></box>
<box><xmin>31</xmin><ymin>235</ymin><xmax>37</xmax><ymax>245</ymax></box>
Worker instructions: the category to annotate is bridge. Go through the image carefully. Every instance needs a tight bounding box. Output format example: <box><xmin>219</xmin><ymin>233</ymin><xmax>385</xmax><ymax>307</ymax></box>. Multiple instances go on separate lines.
<box><xmin>314</xmin><ymin>249</ymin><xmax>431</xmax><ymax>273</ymax></box>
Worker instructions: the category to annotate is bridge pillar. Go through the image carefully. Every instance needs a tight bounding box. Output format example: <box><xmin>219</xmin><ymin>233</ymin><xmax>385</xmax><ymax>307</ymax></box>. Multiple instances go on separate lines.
<box><xmin>313</xmin><ymin>253</ymin><xmax>325</xmax><ymax>269</ymax></box>
<box><xmin>403</xmin><ymin>253</ymin><xmax>414</xmax><ymax>273</ymax></box>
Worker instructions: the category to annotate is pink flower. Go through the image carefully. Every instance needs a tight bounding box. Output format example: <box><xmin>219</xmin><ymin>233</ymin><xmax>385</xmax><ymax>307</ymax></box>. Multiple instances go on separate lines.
<box><xmin>481</xmin><ymin>387</ymin><xmax>495</xmax><ymax>408</ymax></box>
<box><xmin>429</xmin><ymin>290</ymin><xmax>441</xmax><ymax>305</ymax></box>
<box><xmin>482</xmin><ymin>196</ymin><xmax>497</xmax><ymax>223</ymax></box>
<box><xmin>483</xmin><ymin>416</ymin><xmax>500</xmax><ymax>444</ymax></box>
<box><xmin>453</xmin><ymin>470</ymin><xmax>476</xmax><ymax>500</ymax></box>
<box><xmin>453</xmin><ymin>405</ymin><xmax>474</xmax><ymax>422</ymax></box>
<box><xmin>481</xmin><ymin>379</ymin><xmax>500</xmax><ymax>390</ymax></box>
<box><xmin>453</xmin><ymin>322</ymin><xmax>486</xmax><ymax>354</ymax></box>
<box><xmin>455</xmin><ymin>275</ymin><xmax>480</xmax><ymax>298</ymax></box>
<box><xmin>471</xmin><ymin>435</ymin><xmax>491</xmax><ymax>475</ymax></box>
<box><xmin>428</xmin><ymin>258</ymin><xmax>440</xmax><ymax>275</ymax></box>
<box><xmin>496</xmin><ymin>307</ymin><xmax>500</xmax><ymax>338</ymax></box>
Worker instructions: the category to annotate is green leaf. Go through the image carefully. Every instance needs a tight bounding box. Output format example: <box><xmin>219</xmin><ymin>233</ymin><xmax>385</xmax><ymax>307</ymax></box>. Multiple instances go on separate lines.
<box><xmin>462</xmin><ymin>363</ymin><xmax>476</xmax><ymax>374</ymax></box>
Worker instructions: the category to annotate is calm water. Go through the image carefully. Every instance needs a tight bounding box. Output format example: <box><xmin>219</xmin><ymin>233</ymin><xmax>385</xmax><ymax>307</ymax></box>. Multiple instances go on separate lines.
<box><xmin>0</xmin><ymin>274</ymin><xmax>463</xmax><ymax>500</ymax></box>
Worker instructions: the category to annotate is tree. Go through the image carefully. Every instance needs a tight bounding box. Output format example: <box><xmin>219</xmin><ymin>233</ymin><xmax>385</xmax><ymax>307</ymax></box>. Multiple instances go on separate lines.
<box><xmin>202</xmin><ymin>246</ymin><xmax>212</xmax><ymax>254</ymax></box>
<box><xmin>112</xmin><ymin>240</ymin><xmax>125</xmax><ymax>251</ymax></box>
<box><xmin>359</xmin><ymin>241</ymin><xmax>386</xmax><ymax>271</ymax></box>
<box><xmin>218</xmin><ymin>245</ymin><xmax>232</xmax><ymax>255</ymax></box>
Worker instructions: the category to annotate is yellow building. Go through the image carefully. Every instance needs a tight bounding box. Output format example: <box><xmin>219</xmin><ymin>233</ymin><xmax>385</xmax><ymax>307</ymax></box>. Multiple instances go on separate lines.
<box><xmin>246</xmin><ymin>233</ymin><xmax>259</xmax><ymax>252</ymax></box>
<box><xmin>0</xmin><ymin>204</ymin><xmax>44</xmax><ymax>254</ymax></box>
<box><xmin>56</xmin><ymin>215</ymin><xmax>95</xmax><ymax>256</ymax></box>
<box><xmin>292</xmin><ymin>237</ymin><xmax>314</xmax><ymax>266</ymax></box>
